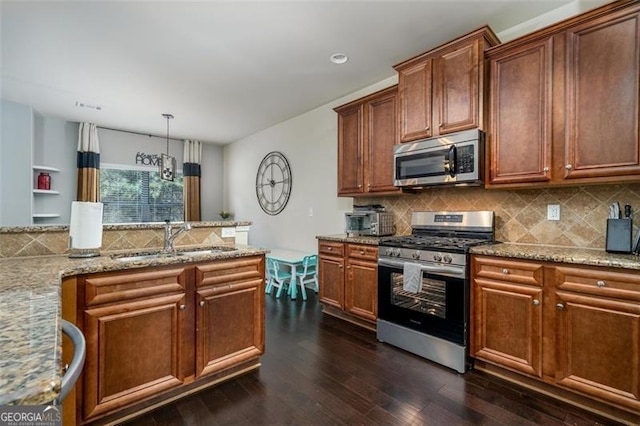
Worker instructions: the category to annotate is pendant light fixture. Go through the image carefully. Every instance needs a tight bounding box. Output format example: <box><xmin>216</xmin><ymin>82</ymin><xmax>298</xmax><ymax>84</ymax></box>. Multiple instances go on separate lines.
<box><xmin>160</xmin><ymin>113</ymin><xmax>176</xmax><ymax>181</ymax></box>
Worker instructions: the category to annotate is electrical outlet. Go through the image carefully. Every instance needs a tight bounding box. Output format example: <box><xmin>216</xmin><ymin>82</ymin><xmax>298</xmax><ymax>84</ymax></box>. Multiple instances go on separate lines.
<box><xmin>547</xmin><ymin>204</ymin><xmax>560</xmax><ymax>221</ymax></box>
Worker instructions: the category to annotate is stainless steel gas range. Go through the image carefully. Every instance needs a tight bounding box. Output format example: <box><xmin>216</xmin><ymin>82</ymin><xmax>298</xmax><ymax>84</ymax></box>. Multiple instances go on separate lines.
<box><xmin>377</xmin><ymin>211</ymin><xmax>495</xmax><ymax>373</ymax></box>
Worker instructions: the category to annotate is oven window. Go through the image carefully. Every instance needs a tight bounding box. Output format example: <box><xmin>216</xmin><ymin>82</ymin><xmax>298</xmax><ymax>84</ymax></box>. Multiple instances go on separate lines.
<box><xmin>390</xmin><ymin>273</ymin><xmax>446</xmax><ymax>319</ymax></box>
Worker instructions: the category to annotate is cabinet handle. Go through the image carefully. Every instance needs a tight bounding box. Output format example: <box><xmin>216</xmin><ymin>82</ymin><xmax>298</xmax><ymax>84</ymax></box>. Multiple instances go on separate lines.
<box><xmin>179</xmin><ymin>304</ymin><xmax>186</xmax><ymax>310</ymax></box>
<box><xmin>556</xmin><ymin>303</ymin><xmax>565</xmax><ymax>310</ymax></box>
<box><xmin>543</xmin><ymin>167</ymin><xmax>549</xmax><ymax>173</ymax></box>
<box><xmin>360</xmin><ymin>251</ymin><xmax>365</xmax><ymax>255</ymax></box>
<box><xmin>425</xmin><ymin>126</ymin><xmax>430</xmax><ymax>130</ymax></box>
<box><xmin>532</xmin><ymin>299</ymin><xmax>540</xmax><ymax>306</ymax></box>
<box><xmin>358</xmin><ymin>184</ymin><xmax>362</xmax><ymax>188</ymax></box>
<box><xmin>439</xmin><ymin>123</ymin><xmax>443</xmax><ymax>128</ymax></box>
<box><xmin>327</xmin><ymin>247</ymin><xmax>332</xmax><ymax>251</ymax></box>
<box><xmin>199</xmin><ymin>300</ymin><xmax>205</xmax><ymax>307</ymax></box>
<box><xmin>596</xmin><ymin>280</ymin><xmax>606</xmax><ymax>287</ymax></box>
<box><xmin>339</xmin><ymin>264</ymin><xmax>343</xmax><ymax>268</ymax></box>
<box><xmin>565</xmin><ymin>164</ymin><xmax>573</xmax><ymax>170</ymax></box>
<box><xmin>502</xmin><ymin>268</ymin><xmax>509</xmax><ymax>275</ymax></box>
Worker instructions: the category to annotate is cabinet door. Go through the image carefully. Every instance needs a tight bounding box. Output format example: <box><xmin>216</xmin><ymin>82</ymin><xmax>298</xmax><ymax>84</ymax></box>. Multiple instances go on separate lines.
<box><xmin>345</xmin><ymin>258</ymin><xmax>377</xmax><ymax>322</ymax></box>
<box><xmin>365</xmin><ymin>87</ymin><xmax>400</xmax><ymax>194</ymax></box>
<box><xmin>336</xmin><ymin>104</ymin><xmax>364</xmax><ymax>195</ymax></box>
<box><xmin>83</xmin><ymin>294</ymin><xmax>187</xmax><ymax>420</ymax></box>
<box><xmin>434</xmin><ymin>39</ymin><xmax>480</xmax><ymax>135</ymax></box>
<box><xmin>488</xmin><ymin>39</ymin><xmax>553</xmax><ymax>185</ymax></box>
<box><xmin>319</xmin><ymin>254</ymin><xmax>345</xmax><ymax>309</ymax></box>
<box><xmin>555</xmin><ymin>291</ymin><xmax>640</xmax><ymax>411</ymax></box>
<box><xmin>473</xmin><ymin>278</ymin><xmax>543</xmax><ymax>378</ymax></box>
<box><xmin>196</xmin><ymin>278</ymin><xmax>264</xmax><ymax>377</ymax></box>
<box><xmin>398</xmin><ymin>59</ymin><xmax>433</xmax><ymax>142</ymax></box>
<box><xmin>562</xmin><ymin>8</ymin><xmax>640</xmax><ymax>181</ymax></box>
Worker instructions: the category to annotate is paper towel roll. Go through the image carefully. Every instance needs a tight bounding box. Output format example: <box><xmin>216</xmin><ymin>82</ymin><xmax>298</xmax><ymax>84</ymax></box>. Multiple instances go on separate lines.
<box><xmin>69</xmin><ymin>202</ymin><xmax>103</xmax><ymax>249</ymax></box>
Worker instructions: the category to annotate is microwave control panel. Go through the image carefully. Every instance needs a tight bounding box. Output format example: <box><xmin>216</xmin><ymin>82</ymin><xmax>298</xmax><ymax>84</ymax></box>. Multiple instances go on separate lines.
<box><xmin>456</xmin><ymin>145</ymin><xmax>475</xmax><ymax>174</ymax></box>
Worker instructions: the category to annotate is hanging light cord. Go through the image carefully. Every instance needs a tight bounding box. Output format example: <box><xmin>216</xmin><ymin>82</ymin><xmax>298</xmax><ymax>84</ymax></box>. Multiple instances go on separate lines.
<box><xmin>162</xmin><ymin>113</ymin><xmax>174</xmax><ymax>155</ymax></box>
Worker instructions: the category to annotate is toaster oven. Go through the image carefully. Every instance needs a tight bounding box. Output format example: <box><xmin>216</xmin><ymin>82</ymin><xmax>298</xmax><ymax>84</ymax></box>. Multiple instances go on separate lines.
<box><xmin>345</xmin><ymin>211</ymin><xmax>394</xmax><ymax>236</ymax></box>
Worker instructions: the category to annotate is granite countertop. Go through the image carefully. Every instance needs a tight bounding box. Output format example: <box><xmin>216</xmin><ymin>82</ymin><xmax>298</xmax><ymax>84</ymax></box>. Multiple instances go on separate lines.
<box><xmin>0</xmin><ymin>221</ymin><xmax>251</xmax><ymax>234</ymax></box>
<box><xmin>471</xmin><ymin>243</ymin><xmax>640</xmax><ymax>270</ymax></box>
<box><xmin>0</xmin><ymin>244</ymin><xmax>267</xmax><ymax>406</ymax></box>
<box><xmin>316</xmin><ymin>234</ymin><xmax>388</xmax><ymax>246</ymax></box>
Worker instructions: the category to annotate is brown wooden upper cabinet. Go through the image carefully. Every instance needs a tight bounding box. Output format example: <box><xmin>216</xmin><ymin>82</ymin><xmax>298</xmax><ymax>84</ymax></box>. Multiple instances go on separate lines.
<box><xmin>335</xmin><ymin>85</ymin><xmax>400</xmax><ymax>196</ymax></box>
<box><xmin>394</xmin><ymin>27</ymin><xmax>499</xmax><ymax>143</ymax></box>
<box><xmin>487</xmin><ymin>1</ymin><xmax>640</xmax><ymax>188</ymax></box>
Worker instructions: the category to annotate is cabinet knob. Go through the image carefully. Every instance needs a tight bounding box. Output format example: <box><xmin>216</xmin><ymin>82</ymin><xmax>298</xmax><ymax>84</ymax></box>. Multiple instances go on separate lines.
<box><xmin>358</xmin><ymin>184</ymin><xmax>362</xmax><ymax>188</ymax></box>
<box><xmin>179</xmin><ymin>304</ymin><xmax>186</xmax><ymax>310</ymax></box>
<box><xmin>438</xmin><ymin>123</ymin><xmax>443</xmax><ymax>128</ymax></box>
<box><xmin>360</xmin><ymin>251</ymin><xmax>365</xmax><ymax>255</ymax></box>
<box><xmin>565</xmin><ymin>164</ymin><xmax>573</xmax><ymax>170</ymax></box>
<box><xmin>596</xmin><ymin>280</ymin><xmax>606</xmax><ymax>287</ymax></box>
<box><xmin>543</xmin><ymin>167</ymin><xmax>549</xmax><ymax>173</ymax></box>
<box><xmin>327</xmin><ymin>247</ymin><xmax>332</xmax><ymax>251</ymax></box>
<box><xmin>425</xmin><ymin>126</ymin><xmax>430</xmax><ymax>130</ymax></box>
<box><xmin>532</xmin><ymin>299</ymin><xmax>540</xmax><ymax>306</ymax></box>
<box><xmin>339</xmin><ymin>264</ymin><xmax>343</xmax><ymax>268</ymax></box>
<box><xmin>199</xmin><ymin>300</ymin><xmax>205</xmax><ymax>307</ymax></box>
<box><xmin>502</xmin><ymin>268</ymin><xmax>509</xmax><ymax>275</ymax></box>
<box><xmin>556</xmin><ymin>303</ymin><xmax>565</xmax><ymax>310</ymax></box>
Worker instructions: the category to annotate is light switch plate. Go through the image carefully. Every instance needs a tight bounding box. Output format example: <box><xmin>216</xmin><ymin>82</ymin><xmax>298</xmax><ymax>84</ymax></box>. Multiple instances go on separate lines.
<box><xmin>547</xmin><ymin>204</ymin><xmax>560</xmax><ymax>221</ymax></box>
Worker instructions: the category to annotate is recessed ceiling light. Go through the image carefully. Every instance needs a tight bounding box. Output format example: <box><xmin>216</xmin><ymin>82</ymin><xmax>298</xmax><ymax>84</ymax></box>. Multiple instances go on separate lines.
<box><xmin>330</xmin><ymin>53</ymin><xmax>349</xmax><ymax>64</ymax></box>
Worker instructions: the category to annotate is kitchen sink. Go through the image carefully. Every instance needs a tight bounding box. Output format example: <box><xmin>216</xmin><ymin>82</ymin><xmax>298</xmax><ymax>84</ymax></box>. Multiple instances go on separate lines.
<box><xmin>112</xmin><ymin>247</ymin><xmax>237</xmax><ymax>262</ymax></box>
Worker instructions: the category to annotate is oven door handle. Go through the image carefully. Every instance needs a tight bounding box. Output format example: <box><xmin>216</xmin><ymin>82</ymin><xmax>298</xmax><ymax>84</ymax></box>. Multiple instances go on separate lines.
<box><xmin>377</xmin><ymin>259</ymin><xmax>465</xmax><ymax>278</ymax></box>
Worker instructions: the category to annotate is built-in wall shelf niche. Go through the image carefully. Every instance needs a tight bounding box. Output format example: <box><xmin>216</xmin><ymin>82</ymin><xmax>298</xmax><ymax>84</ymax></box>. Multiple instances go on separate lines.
<box><xmin>32</xmin><ymin>165</ymin><xmax>62</xmax><ymax>223</ymax></box>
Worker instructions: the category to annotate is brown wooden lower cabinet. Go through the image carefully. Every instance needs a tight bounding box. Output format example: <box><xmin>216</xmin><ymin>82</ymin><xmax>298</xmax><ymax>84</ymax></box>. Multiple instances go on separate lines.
<box><xmin>471</xmin><ymin>255</ymin><xmax>640</xmax><ymax>420</ymax></box>
<box><xmin>318</xmin><ymin>240</ymin><xmax>377</xmax><ymax>329</ymax></box>
<box><xmin>62</xmin><ymin>255</ymin><xmax>265</xmax><ymax>425</ymax></box>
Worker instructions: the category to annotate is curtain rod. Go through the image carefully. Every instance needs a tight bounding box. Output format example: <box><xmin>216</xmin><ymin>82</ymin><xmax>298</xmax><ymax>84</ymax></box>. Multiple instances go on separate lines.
<box><xmin>97</xmin><ymin>126</ymin><xmax>183</xmax><ymax>142</ymax></box>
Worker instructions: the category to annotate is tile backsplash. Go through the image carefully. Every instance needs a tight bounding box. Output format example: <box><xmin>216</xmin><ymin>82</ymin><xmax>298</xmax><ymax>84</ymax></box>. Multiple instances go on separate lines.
<box><xmin>360</xmin><ymin>184</ymin><xmax>640</xmax><ymax>249</ymax></box>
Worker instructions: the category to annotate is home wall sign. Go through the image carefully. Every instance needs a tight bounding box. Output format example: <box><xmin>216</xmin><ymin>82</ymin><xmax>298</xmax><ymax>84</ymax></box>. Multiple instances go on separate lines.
<box><xmin>255</xmin><ymin>151</ymin><xmax>292</xmax><ymax>215</ymax></box>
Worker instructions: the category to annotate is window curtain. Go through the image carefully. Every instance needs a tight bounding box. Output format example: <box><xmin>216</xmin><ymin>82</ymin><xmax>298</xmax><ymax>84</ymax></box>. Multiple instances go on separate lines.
<box><xmin>76</xmin><ymin>123</ymin><xmax>100</xmax><ymax>202</ymax></box>
<box><xmin>183</xmin><ymin>140</ymin><xmax>202</xmax><ymax>221</ymax></box>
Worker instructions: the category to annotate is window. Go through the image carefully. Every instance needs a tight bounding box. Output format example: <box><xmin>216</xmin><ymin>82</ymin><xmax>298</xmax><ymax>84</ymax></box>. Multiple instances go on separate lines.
<box><xmin>100</xmin><ymin>165</ymin><xmax>183</xmax><ymax>223</ymax></box>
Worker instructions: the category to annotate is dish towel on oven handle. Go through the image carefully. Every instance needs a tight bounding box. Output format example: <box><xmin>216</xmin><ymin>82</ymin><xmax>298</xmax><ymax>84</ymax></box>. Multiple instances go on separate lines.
<box><xmin>403</xmin><ymin>262</ymin><xmax>423</xmax><ymax>293</ymax></box>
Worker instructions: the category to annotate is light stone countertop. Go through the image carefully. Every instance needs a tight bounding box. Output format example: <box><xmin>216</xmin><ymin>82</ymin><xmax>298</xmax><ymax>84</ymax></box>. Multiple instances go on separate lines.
<box><xmin>470</xmin><ymin>243</ymin><xmax>640</xmax><ymax>270</ymax></box>
<box><xmin>315</xmin><ymin>234</ymin><xmax>387</xmax><ymax>246</ymax></box>
<box><xmin>0</xmin><ymin>244</ymin><xmax>266</xmax><ymax>406</ymax></box>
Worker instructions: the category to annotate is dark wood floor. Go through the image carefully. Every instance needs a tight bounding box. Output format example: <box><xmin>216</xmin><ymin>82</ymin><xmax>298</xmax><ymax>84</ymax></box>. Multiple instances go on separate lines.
<box><xmin>125</xmin><ymin>292</ymin><xmax>623</xmax><ymax>426</ymax></box>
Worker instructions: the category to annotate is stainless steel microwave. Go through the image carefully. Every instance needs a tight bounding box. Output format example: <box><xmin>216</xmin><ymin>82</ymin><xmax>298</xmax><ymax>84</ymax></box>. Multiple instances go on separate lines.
<box><xmin>345</xmin><ymin>211</ymin><xmax>394</xmax><ymax>237</ymax></box>
<box><xmin>393</xmin><ymin>129</ymin><xmax>484</xmax><ymax>188</ymax></box>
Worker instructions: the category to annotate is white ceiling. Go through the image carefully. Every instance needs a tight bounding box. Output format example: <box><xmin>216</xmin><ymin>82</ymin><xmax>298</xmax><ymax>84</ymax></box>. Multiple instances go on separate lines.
<box><xmin>1</xmin><ymin>0</ymin><xmax>609</xmax><ymax>145</ymax></box>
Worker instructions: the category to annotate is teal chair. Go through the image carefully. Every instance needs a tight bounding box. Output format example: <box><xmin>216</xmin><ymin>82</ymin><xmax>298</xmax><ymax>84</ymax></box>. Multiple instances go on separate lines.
<box><xmin>294</xmin><ymin>255</ymin><xmax>318</xmax><ymax>300</ymax></box>
<box><xmin>266</xmin><ymin>258</ymin><xmax>291</xmax><ymax>298</ymax></box>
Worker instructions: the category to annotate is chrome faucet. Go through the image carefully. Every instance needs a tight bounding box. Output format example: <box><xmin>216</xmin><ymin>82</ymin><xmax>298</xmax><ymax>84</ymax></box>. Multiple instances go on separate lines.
<box><xmin>164</xmin><ymin>220</ymin><xmax>192</xmax><ymax>251</ymax></box>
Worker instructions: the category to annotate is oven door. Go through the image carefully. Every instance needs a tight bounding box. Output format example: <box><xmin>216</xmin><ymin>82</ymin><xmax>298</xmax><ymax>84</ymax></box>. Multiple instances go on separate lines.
<box><xmin>377</xmin><ymin>257</ymin><xmax>468</xmax><ymax>345</ymax></box>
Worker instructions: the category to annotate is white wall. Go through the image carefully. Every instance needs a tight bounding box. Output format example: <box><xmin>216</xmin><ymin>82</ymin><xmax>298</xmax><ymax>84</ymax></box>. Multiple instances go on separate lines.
<box><xmin>223</xmin><ymin>76</ymin><xmax>396</xmax><ymax>252</ymax></box>
<box><xmin>0</xmin><ymin>100</ymin><xmax>32</xmax><ymax>225</ymax></box>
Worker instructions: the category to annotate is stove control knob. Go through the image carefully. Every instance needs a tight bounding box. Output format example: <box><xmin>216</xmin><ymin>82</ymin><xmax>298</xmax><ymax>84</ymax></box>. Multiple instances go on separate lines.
<box><xmin>385</xmin><ymin>248</ymin><xmax>394</xmax><ymax>256</ymax></box>
<box><xmin>412</xmin><ymin>250</ymin><xmax>421</xmax><ymax>260</ymax></box>
<box><xmin>433</xmin><ymin>253</ymin><xmax>442</xmax><ymax>262</ymax></box>
<box><xmin>393</xmin><ymin>248</ymin><xmax>402</xmax><ymax>257</ymax></box>
<box><xmin>443</xmin><ymin>254</ymin><xmax>452</xmax><ymax>264</ymax></box>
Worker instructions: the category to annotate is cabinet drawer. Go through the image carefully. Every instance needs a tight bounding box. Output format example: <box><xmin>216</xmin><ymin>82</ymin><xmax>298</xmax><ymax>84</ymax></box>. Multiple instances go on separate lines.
<box><xmin>196</xmin><ymin>256</ymin><xmax>263</xmax><ymax>288</ymax></box>
<box><xmin>347</xmin><ymin>244</ymin><xmax>378</xmax><ymax>261</ymax></box>
<box><xmin>473</xmin><ymin>256</ymin><xmax>543</xmax><ymax>287</ymax></box>
<box><xmin>319</xmin><ymin>241</ymin><xmax>345</xmax><ymax>257</ymax></box>
<box><xmin>84</xmin><ymin>267</ymin><xmax>187</xmax><ymax>306</ymax></box>
<box><xmin>555</xmin><ymin>266</ymin><xmax>640</xmax><ymax>302</ymax></box>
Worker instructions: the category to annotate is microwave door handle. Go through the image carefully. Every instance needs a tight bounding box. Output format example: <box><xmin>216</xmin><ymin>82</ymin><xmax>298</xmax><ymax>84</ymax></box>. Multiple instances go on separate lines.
<box><xmin>378</xmin><ymin>259</ymin><xmax>464</xmax><ymax>278</ymax></box>
<box><xmin>447</xmin><ymin>145</ymin><xmax>457</xmax><ymax>177</ymax></box>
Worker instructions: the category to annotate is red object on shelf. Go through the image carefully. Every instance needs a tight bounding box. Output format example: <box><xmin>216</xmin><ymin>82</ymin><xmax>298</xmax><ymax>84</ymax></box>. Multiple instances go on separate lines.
<box><xmin>37</xmin><ymin>172</ymin><xmax>51</xmax><ymax>190</ymax></box>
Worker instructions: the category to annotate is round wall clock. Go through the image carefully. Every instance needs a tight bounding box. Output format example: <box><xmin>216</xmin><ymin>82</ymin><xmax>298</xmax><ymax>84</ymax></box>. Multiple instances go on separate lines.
<box><xmin>255</xmin><ymin>151</ymin><xmax>292</xmax><ymax>215</ymax></box>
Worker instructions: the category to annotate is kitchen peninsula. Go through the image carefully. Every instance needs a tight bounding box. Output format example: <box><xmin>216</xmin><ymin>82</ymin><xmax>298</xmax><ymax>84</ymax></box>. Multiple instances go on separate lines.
<box><xmin>0</xmin><ymin>221</ymin><xmax>266</xmax><ymax>425</ymax></box>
